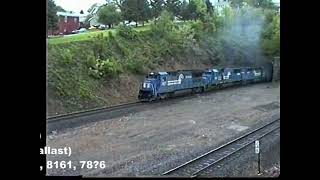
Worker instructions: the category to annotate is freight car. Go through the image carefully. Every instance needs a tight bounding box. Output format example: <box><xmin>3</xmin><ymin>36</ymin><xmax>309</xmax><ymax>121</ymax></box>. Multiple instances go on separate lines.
<box><xmin>138</xmin><ymin>66</ymin><xmax>271</xmax><ymax>101</ymax></box>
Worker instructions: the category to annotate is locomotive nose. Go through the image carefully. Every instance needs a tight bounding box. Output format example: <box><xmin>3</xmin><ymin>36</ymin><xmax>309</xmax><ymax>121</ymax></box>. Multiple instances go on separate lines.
<box><xmin>138</xmin><ymin>81</ymin><xmax>156</xmax><ymax>101</ymax></box>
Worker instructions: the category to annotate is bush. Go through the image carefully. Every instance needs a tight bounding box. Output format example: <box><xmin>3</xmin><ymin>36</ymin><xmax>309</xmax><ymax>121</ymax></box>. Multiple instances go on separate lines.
<box><xmin>190</xmin><ymin>21</ymin><xmax>204</xmax><ymax>41</ymax></box>
<box><xmin>117</xmin><ymin>25</ymin><xmax>139</xmax><ymax>40</ymax></box>
<box><xmin>55</xmin><ymin>48</ymin><xmax>75</xmax><ymax>66</ymax></box>
<box><xmin>125</xmin><ymin>58</ymin><xmax>146</xmax><ymax>74</ymax></box>
<box><xmin>88</xmin><ymin>58</ymin><xmax>123</xmax><ymax>79</ymax></box>
<box><xmin>202</xmin><ymin>14</ymin><xmax>217</xmax><ymax>33</ymax></box>
<box><xmin>261</xmin><ymin>12</ymin><xmax>280</xmax><ymax>57</ymax></box>
<box><xmin>150</xmin><ymin>10</ymin><xmax>175</xmax><ymax>38</ymax></box>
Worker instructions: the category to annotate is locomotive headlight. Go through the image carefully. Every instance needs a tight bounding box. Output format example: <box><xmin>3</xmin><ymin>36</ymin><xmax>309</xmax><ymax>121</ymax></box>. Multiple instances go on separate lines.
<box><xmin>143</xmin><ymin>83</ymin><xmax>151</xmax><ymax>88</ymax></box>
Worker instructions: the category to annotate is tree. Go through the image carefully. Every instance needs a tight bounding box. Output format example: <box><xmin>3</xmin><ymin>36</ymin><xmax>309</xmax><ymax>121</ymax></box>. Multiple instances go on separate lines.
<box><xmin>98</xmin><ymin>4</ymin><xmax>122</xmax><ymax>28</ymax></box>
<box><xmin>179</xmin><ymin>0</ymin><xmax>191</xmax><ymax>21</ymax></box>
<box><xmin>229</xmin><ymin>0</ymin><xmax>277</xmax><ymax>9</ymax></box>
<box><xmin>47</xmin><ymin>0</ymin><xmax>58</xmax><ymax>36</ymax></box>
<box><xmin>254</xmin><ymin>0</ymin><xmax>277</xmax><ymax>9</ymax></box>
<box><xmin>119</xmin><ymin>0</ymin><xmax>151</xmax><ymax>27</ymax></box>
<box><xmin>113</xmin><ymin>0</ymin><xmax>124</xmax><ymax>8</ymax></box>
<box><xmin>205</xmin><ymin>0</ymin><xmax>213</xmax><ymax>15</ymax></box>
<box><xmin>188</xmin><ymin>0</ymin><xmax>207</xmax><ymax>21</ymax></box>
<box><xmin>56</xmin><ymin>5</ymin><xmax>66</xmax><ymax>12</ymax></box>
<box><xmin>261</xmin><ymin>12</ymin><xmax>280</xmax><ymax>56</ymax></box>
<box><xmin>164</xmin><ymin>0</ymin><xmax>181</xmax><ymax>18</ymax></box>
<box><xmin>150</xmin><ymin>0</ymin><xmax>165</xmax><ymax>20</ymax></box>
<box><xmin>151</xmin><ymin>10</ymin><xmax>175</xmax><ymax>36</ymax></box>
<box><xmin>229</xmin><ymin>0</ymin><xmax>246</xmax><ymax>8</ymax></box>
<box><xmin>80</xmin><ymin>10</ymin><xmax>84</xmax><ymax>14</ymax></box>
<box><xmin>120</xmin><ymin>0</ymin><xmax>139</xmax><ymax>26</ymax></box>
<box><xmin>140</xmin><ymin>0</ymin><xmax>152</xmax><ymax>25</ymax></box>
<box><xmin>193</xmin><ymin>0</ymin><xmax>207</xmax><ymax>20</ymax></box>
<box><xmin>188</xmin><ymin>0</ymin><xmax>197</xmax><ymax>21</ymax></box>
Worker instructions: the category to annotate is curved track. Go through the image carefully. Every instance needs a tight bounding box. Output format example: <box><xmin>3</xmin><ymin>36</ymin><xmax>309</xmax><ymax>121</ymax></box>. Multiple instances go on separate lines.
<box><xmin>47</xmin><ymin>102</ymin><xmax>141</xmax><ymax>123</ymax></box>
<box><xmin>162</xmin><ymin>118</ymin><xmax>280</xmax><ymax>177</ymax></box>
<box><xmin>47</xmin><ymin>82</ymin><xmax>268</xmax><ymax>132</ymax></box>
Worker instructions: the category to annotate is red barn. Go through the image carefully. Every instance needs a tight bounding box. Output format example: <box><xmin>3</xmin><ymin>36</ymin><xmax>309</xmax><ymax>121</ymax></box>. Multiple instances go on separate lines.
<box><xmin>55</xmin><ymin>12</ymin><xmax>80</xmax><ymax>35</ymax></box>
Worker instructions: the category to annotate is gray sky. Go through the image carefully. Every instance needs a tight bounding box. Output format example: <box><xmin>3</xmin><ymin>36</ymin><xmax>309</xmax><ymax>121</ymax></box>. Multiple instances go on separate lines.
<box><xmin>54</xmin><ymin>0</ymin><xmax>106</xmax><ymax>13</ymax></box>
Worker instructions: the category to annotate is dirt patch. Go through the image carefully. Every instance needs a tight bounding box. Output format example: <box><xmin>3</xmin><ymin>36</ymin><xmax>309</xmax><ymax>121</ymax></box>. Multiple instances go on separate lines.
<box><xmin>254</xmin><ymin>102</ymin><xmax>280</xmax><ymax>112</ymax></box>
<box><xmin>262</xmin><ymin>163</ymin><xmax>280</xmax><ymax>177</ymax></box>
<box><xmin>47</xmin><ymin>83</ymin><xmax>280</xmax><ymax>176</ymax></box>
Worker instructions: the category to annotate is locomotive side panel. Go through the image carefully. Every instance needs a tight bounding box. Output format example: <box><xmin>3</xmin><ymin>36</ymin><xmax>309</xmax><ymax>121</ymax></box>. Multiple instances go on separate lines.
<box><xmin>138</xmin><ymin>66</ymin><xmax>271</xmax><ymax>101</ymax></box>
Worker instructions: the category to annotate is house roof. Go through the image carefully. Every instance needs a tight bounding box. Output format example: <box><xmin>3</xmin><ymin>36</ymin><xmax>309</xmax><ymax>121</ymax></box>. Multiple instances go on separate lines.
<box><xmin>57</xmin><ymin>11</ymin><xmax>80</xmax><ymax>17</ymax></box>
<box><xmin>91</xmin><ymin>7</ymin><xmax>100</xmax><ymax>14</ymax></box>
<box><xmin>88</xmin><ymin>3</ymin><xmax>104</xmax><ymax>14</ymax></box>
<box><xmin>88</xmin><ymin>16</ymin><xmax>97</xmax><ymax>22</ymax></box>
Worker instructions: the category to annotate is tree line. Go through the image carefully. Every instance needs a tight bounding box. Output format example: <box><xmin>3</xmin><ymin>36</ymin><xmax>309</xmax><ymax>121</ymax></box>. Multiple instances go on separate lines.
<box><xmin>96</xmin><ymin>0</ymin><xmax>214</xmax><ymax>28</ymax></box>
<box><xmin>47</xmin><ymin>0</ymin><xmax>278</xmax><ymax>33</ymax></box>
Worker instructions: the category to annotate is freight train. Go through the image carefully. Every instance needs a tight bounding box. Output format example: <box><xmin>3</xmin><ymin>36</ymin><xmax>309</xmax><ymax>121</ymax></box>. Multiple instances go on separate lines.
<box><xmin>138</xmin><ymin>66</ymin><xmax>272</xmax><ymax>101</ymax></box>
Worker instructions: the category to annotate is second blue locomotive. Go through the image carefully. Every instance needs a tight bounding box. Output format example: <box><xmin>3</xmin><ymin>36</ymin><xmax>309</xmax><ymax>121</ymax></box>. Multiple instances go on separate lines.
<box><xmin>138</xmin><ymin>67</ymin><xmax>267</xmax><ymax>101</ymax></box>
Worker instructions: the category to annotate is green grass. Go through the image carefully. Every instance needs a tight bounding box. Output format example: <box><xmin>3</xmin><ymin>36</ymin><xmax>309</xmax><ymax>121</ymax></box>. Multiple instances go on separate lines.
<box><xmin>48</xmin><ymin>25</ymin><xmax>151</xmax><ymax>45</ymax></box>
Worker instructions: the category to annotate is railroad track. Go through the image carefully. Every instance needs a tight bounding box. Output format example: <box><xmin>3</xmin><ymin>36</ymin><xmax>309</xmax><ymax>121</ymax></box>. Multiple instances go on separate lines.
<box><xmin>161</xmin><ymin>118</ymin><xmax>280</xmax><ymax>177</ymax></box>
<box><xmin>47</xmin><ymin>102</ymin><xmax>141</xmax><ymax>123</ymax></box>
<box><xmin>46</xmin><ymin>101</ymin><xmax>145</xmax><ymax>132</ymax></box>
<box><xmin>47</xmin><ymin>82</ymin><xmax>270</xmax><ymax>132</ymax></box>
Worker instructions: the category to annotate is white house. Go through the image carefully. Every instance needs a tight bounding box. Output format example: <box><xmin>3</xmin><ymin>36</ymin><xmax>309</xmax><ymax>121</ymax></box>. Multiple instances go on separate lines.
<box><xmin>87</xmin><ymin>3</ymin><xmax>104</xmax><ymax>27</ymax></box>
<box><xmin>79</xmin><ymin>13</ymin><xmax>87</xmax><ymax>23</ymax></box>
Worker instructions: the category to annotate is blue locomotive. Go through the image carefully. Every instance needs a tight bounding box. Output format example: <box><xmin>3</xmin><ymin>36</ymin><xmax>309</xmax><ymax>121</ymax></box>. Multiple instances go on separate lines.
<box><xmin>138</xmin><ymin>66</ymin><xmax>269</xmax><ymax>101</ymax></box>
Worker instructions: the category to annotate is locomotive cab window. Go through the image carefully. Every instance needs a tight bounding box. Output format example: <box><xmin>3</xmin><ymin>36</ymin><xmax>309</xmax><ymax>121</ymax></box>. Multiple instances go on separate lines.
<box><xmin>204</xmin><ymin>72</ymin><xmax>212</xmax><ymax>76</ymax></box>
<box><xmin>192</xmin><ymin>71</ymin><xmax>203</xmax><ymax>78</ymax></box>
<box><xmin>233</xmin><ymin>69</ymin><xmax>241</xmax><ymax>75</ymax></box>
<box><xmin>146</xmin><ymin>73</ymin><xmax>158</xmax><ymax>79</ymax></box>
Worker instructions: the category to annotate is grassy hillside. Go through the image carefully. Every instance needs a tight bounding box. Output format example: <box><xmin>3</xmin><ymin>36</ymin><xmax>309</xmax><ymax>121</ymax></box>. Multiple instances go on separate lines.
<box><xmin>47</xmin><ymin>8</ymin><xmax>279</xmax><ymax>116</ymax></box>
